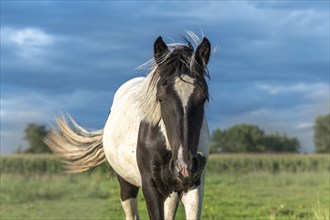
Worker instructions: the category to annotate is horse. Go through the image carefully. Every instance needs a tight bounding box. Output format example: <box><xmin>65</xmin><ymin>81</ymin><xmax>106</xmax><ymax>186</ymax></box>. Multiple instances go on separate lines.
<box><xmin>46</xmin><ymin>33</ymin><xmax>211</xmax><ymax>220</ymax></box>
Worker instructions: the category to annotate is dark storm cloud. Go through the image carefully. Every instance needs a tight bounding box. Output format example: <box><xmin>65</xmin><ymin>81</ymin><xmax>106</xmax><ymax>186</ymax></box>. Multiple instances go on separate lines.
<box><xmin>1</xmin><ymin>1</ymin><xmax>329</xmax><ymax>153</ymax></box>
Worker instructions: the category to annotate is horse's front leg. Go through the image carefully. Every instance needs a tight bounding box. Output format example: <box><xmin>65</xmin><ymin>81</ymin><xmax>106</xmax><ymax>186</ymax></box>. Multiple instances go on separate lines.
<box><xmin>141</xmin><ymin>178</ymin><xmax>165</xmax><ymax>220</ymax></box>
<box><xmin>164</xmin><ymin>191</ymin><xmax>180</xmax><ymax>220</ymax></box>
<box><xmin>181</xmin><ymin>174</ymin><xmax>205</xmax><ymax>220</ymax></box>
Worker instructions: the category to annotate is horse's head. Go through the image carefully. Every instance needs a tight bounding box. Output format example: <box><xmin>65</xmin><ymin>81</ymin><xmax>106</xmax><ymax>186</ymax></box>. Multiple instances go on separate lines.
<box><xmin>153</xmin><ymin>36</ymin><xmax>211</xmax><ymax>180</ymax></box>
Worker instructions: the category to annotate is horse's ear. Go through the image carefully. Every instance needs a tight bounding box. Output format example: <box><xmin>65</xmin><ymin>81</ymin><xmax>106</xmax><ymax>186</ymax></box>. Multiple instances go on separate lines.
<box><xmin>154</xmin><ymin>36</ymin><xmax>169</xmax><ymax>64</ymax></box>
<box><xmin>195</xmin><ymin>37</ymin><xmax>211</xmax><ymax>67</ymax></box>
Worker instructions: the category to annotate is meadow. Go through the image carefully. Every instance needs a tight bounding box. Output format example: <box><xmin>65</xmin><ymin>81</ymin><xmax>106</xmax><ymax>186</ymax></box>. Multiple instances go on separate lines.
<box><xmin>1</xmin><ymin>154</ymin><xmax>329</xmax><ymax>219</ymax></box>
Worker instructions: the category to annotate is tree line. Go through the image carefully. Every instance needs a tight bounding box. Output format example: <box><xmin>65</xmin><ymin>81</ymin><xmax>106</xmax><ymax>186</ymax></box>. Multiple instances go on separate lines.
<box><xmin>210</xmin><ymin>124</ymin><xmax>300</xmax><ymax>153</ymax></box>
<box><xmin>22</xmin><ymin>113</ymin><xmax>329</xmax><ymax>154</ymax></box>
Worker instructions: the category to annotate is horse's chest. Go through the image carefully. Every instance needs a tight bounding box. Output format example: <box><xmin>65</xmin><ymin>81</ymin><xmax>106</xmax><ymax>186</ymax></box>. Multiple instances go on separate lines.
<box><xmin>136</xmin><ymin>121</ymin><xmax>201</xmax><ymax>196</ymax></box>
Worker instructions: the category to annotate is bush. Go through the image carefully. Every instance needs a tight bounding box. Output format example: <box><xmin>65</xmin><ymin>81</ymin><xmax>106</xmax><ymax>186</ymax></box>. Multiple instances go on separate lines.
<box><xmin>314</xmin><ymin>114</ymin><xmax>330</xmax><ymax>153</ymax></box>
<box><xmin>1</xmin><ymin>154</ymin><xmax>328</xmax><ymax>176</ymax></box>
<box><xmin>211</xmin><ymin>125</ymin><xmax>300</xmax><ymax>153</ymax></box>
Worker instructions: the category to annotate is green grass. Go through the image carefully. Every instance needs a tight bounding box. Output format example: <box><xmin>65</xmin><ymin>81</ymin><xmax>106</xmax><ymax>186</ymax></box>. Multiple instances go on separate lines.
<box><xmin>1</xmin><ymin>170</ymin><xmax>329</xmax><ymax>219</ymax></box>
<box><xmin>313</xmin><ymin>200</ymin><xmax>330</xmax><ymax>220</ymax></box>
<box><xmin>1</xmin><ymin>154</ymin><xmax>329</xmax><ymax>219</ymax></box>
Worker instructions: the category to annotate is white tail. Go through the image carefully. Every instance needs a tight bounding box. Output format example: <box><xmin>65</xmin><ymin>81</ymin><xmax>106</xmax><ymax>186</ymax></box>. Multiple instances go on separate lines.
<box><xmin>45</xmin><ymin>114</ymin><xmax>106</xmax><ymax>173</ymax></box>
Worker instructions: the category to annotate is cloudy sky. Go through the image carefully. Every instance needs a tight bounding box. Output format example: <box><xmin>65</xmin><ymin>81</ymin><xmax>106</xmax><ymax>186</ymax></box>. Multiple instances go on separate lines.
<box><xmin>1</xmin><ymin>1</ymin><xmax>329</xmax><ymax>153</ymax></box>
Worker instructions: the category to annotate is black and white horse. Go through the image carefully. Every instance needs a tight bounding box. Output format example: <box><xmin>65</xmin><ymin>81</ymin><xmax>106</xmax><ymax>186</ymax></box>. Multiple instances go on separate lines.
<box><xmin>46</xmin><ymin>33</ymin><xmax>211</xmax><ymax>220</ymax></box>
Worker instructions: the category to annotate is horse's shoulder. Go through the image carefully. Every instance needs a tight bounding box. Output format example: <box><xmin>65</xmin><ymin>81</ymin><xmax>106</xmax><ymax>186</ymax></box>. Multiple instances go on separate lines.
<box><xmin>113</xmin><ymin>77</ymin><xmax>145</xmax><ymax>102</ymax></box>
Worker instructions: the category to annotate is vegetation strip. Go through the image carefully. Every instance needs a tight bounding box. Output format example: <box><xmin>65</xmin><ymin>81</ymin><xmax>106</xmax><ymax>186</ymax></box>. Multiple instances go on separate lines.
<box><xmin>1</xmin><ymin>154</ymin><xmax>329</xmax><ymax>175</ymax></box>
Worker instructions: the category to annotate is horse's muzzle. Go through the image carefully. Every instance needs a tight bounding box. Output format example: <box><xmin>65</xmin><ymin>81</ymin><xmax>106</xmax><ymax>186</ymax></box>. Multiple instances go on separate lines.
<box><xmin>170</xmin><ymin>156</ymin><xmax>199</xmax><ymax>179</ymax></box>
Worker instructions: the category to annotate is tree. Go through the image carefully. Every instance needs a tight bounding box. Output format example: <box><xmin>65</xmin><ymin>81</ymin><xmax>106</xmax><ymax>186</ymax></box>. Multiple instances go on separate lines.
<box><xmin>262</xmin><ymin>133</ymin><xmax>300</xmax><ymax>152</ymax></box>
<box><xmin>211</xmin><ymin>124</ymin><xmax>266</xmax><ymax>153</ymax></box>
<box><xmin>210</xmin><ymin>128</ymin><xmax>222</xmax><ymax>153</ymax></box>
<box><xmin>210</xmin><ymin>124</ymin><xmax>300</xmax><ymax>153</ymax></box>
<box><xmin>24</xmin><ymin>123</ymin><xmax>50</xmax><ymax>153</ymax></box>
<box><xmin>314</xmin><ymin>114</ymin><xmax>330</xmax><ymax>153</ymax></box>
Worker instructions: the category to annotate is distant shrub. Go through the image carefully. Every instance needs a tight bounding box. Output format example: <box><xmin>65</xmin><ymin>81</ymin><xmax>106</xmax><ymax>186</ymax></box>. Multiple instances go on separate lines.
<box><xmin>205</xmin><ymin>154</ymin><xmax>329</xmax><ymax>174</ymax></box>
<box><xmin>0</xmin><ymin>154</ymin><xmax>328</xmax><ymax>176</ymax></box>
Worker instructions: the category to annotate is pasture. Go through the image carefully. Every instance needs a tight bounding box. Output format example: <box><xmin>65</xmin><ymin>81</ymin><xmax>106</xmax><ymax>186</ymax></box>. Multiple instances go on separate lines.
<box><xmin>1</xmin><ymin>154</ymin><xmax>329</xmax><ymax>219</ymax></box>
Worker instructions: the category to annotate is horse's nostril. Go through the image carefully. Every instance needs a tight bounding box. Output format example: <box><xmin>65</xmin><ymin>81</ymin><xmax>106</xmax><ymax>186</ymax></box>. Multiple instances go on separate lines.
<box><xmin>178</xmin><ymin>164</ymin><xmax>190</xmax><ymax>178</ymax></box>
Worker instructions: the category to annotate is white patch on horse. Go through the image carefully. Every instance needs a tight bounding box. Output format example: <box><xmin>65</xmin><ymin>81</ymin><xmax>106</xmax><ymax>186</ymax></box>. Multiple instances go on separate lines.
<box><xmin>181</xmin><ymin>173</ymin><xmax>205</xmax><ymax>219</ymax></box>
<box><xmin>103</xmin><ymin>77</ymin><xmax>146</xmax><ymax>187</ymax></box>
<box><xmin>121</xmin><ymin>198</ymin><xmax>139</xmax><ymax>220</ymax></box>
<box><xmin>174</xmin><ymin>75</ymin><xmax>195</xmax><ymax>113</ymax></box>
<box><xmin>164</xmin><ymin>192</ymin><xmax>180</xmax><ymax>220</ymax></box>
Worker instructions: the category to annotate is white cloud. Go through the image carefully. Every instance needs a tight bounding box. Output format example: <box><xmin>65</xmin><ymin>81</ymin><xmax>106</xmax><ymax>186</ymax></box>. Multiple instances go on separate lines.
<box><xmin>256</xmin><ymin>82</ymin><xmax>328</xmax><ymax>95</ymax></box>
<box><xmin>296</xmin><ymin>122</ymin><xmax>314</xmax><ymax>130</ymax></box>
<box><xmin>2</xmin><ymin>27</ymin><xmax>54</xmax><ymax>47</ymax></box>
<box><xmin>1</xmin><ymin>27</ymin><xmax>56</xmax><ymax>63</ymax></box>
<box><xmin>256</xmin><ymin>82</ymin><xmax>306</xmax><ymax>94</ymax></box>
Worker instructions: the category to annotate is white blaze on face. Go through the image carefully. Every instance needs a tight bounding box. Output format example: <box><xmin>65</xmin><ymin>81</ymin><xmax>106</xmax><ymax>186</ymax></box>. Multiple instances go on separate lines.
<box><xmin>173</xmin><ymin>75</ymin><xmax>195</xmax><ymax>177</ymax></box>
<box><xmin>174</xmin><ymin>75</ymin><xmax>195</xmax><ymax>112</ymax></box>
<box><xmin>177</xmin><ymin>145</ymin><xmax>184</xmax><ymax>165</ymax></box>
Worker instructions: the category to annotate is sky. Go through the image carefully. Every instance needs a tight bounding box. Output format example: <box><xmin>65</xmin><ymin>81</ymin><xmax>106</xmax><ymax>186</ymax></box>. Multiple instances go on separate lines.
<box><xmin>1</xmin><ymin>1</ymin><xmax>329</xmax><ymax>153</ymax></box>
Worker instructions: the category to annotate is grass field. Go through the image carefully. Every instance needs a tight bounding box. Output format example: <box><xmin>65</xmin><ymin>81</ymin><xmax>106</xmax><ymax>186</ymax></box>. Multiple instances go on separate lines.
<box><xmin>1</xmin><ymin>154</ymin><xmax>329</xmax><ymax>219</ymax></box>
